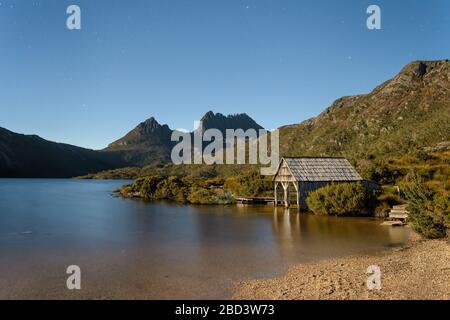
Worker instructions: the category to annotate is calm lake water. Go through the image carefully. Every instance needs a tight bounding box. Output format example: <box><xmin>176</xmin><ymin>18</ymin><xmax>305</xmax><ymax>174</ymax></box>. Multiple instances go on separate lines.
<box><xmin>0</xmin><ymin>179</ymin><xmax>410</xmax><ymax>299</ymax></box>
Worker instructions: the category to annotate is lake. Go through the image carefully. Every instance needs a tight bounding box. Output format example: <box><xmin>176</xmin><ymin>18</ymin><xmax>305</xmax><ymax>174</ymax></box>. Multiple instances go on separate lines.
<box><xmin>0</xmin><ymin>179</ymin><xmax>410</xmax><ymax>299</ymax></box>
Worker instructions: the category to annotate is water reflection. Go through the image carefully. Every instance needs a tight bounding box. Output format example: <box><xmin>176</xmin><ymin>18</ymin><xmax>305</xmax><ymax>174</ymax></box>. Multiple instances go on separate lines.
<box><xmin>191</xmin><ymin>204</ymin><xmax>410</xmax><ymax>268</ymax></box>
<box><xmin>0</xmin><ymin>180</ymin><xmax>410</xmax><ymax>299</ymax></box>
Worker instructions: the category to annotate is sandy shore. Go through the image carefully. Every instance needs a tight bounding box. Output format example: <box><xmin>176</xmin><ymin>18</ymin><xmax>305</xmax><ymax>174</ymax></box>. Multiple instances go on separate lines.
<box><xmin>233</xmin><ymin>232</ymin><xmax>450</xmax><ymax>300</ymax></box>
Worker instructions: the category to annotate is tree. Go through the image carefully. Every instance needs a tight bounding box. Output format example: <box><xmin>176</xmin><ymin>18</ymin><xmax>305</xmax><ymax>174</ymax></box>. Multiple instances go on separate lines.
<box><xmin>401</xmin><ymin>173</ymin><xmax>449</xmax><ymax>238</ymax></box>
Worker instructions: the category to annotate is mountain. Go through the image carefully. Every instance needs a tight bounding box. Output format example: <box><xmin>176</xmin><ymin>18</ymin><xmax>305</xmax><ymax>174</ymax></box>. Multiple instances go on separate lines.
<box><xmin>2</xmin><ymin>60</ymin><xmax>448</xmax><ymax>178</ymax></box>
<box><xmin>279</xmin><ymin>60</ymin><xmax>450</xmax><ymax>161</ymax></box>
<box><xmin>104</xmin><ymin>117</ymin><xmax>174</xmax><ymax>166</ymax></box>
<box><xmin>0</xmin><ymin>127</ymin><xmax>126</xmax><ymax>178</ymax></box>
<box><xmin>0</xmin><ymin>112</ymin><xmax>264</xmax><ymax>177</ymax></box>
<box><xmin>200</xmin><ymin>111</ymin><xmax>264</xmax><ymax>134</ymax></box>
<box><xmin>104</xmin><ymin>112</ymin><xmax>265</xmax><ymax>166</ymax></box>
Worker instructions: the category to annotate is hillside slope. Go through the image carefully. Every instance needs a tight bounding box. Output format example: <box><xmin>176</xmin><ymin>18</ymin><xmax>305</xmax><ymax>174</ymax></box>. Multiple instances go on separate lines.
<box><xmin>280</xmin><ymin>60</ymin><xmax>450</xmax><ymax>161</ymax></box>
<box><xmin>0</xmin><ymin>127</ymin><xmax>126</xmax><ymax>178</ymax></box>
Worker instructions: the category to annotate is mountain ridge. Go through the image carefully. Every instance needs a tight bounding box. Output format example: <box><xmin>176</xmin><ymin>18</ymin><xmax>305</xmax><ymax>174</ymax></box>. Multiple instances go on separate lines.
<box><xmin>1</xmin><ymin>59</ymin><xmax>449</xmax><ymax>177</ymax></box>
<box><xmin>0</xmin><ymin>127</ymin><xmax>126</xmax><ymax>178</ymax></box>
<box><xmin>0</xmin><ymin>111</ymin><xmax>265</xmax><ymax>177</ymax></box>
<box><xmin>279</xmin><ymin>60</ymin><xmax>450</xmax><ymax>162</ymax></box>
<box><xmin>103</xmin><ymin>111</ymin><xmax>265</xmax><ymax>167</ymax></box>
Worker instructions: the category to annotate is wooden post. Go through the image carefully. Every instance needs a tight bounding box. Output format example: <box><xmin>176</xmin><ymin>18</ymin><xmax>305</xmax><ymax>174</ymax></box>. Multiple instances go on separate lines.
<box><xmin>284</xmin><ymin>183</ymin><xmax>290</xmax><ymax>208</ymax></box>
<box><xmin>281</xmin><ymin>182</ymin><xmax>289</xmax><ymax>208</ymax></box>
<box><xmin>274</xmin><ymin>182</ymin><xmax>278</xmax><ymax>206</ymax></box>
<box><xmin>295</xmin><ymin>182</ymin><xmax>300</xmax><ymax>210</ymax></box>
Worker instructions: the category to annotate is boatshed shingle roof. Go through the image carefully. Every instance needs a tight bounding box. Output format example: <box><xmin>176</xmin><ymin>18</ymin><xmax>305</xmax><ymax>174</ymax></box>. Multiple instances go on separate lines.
<box><xmin>282</xmin><ymin>157</ymin><xmax>363</xmax><ymax>182</ymax></box>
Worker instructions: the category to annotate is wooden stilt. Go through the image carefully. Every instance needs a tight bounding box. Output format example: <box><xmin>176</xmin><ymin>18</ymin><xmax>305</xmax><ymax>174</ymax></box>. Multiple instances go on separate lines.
<box><xmin>285</xmin><ymin>183</ymin><xmax>290</xmax><ymax>208</ymax></box>
<box><xmin>281</xmin><ymin>182</ymin><xmax>289</xmax><ymax>208</ymax></box>
<box><xmin>274</xmin><ymin>182</ymin><xmax>278</xmax><ymax>206</ymax></box>
<box><xmin>293</xmin><ymin>182</ymin><xmax>300</xmax><ymax>210</ymax></box>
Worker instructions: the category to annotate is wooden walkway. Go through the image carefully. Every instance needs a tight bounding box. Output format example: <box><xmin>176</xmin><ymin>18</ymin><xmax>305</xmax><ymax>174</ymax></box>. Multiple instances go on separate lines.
<box><xmin>236</xmin><ymin>197</ymin><xmax>277</xmax><ymax>205</ymax></box>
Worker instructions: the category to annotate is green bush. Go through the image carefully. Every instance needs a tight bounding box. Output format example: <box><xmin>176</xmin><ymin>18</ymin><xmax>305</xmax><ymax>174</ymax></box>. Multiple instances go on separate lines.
<box><xmin>122</xmin><ymin>174</ymin><xmax>235</xmax><ymax>205</ymax></box>
<box><xmin>187</xmin><ymin>186</ymin><xmax>216</xmax><ymax>204</ymax></box>
<box><xmin>414</xmin><ymin>150</ymin><xmax>433</xmax><ymax>162</ymax></box>
<box><xmin>224</xmin><ymin>170</ymin><xmax>272</xmax><ymax>197</ymax></box>
<box><xmin>377</xmin><ymin>187</ymin><xmax>404</xmax><ymax>206</ymax></box>
<box><xmin>139</xmin><ymin>175</ymin><xmax>164</xmax><ymax>199</ymax></box>
<box><xmin>306</xmin><ymin>182</ymin><xmax>373</xmax><ymax>216</ymax></box>
<box><xmin>374</xmin><ymin>201</ymin><xmax>391</xmax><ymax>218</ymax></box>
<box><xmin>401</xmin><ymin>173</ymin><xmax>449</xmax><ymax>238</ymax></box>
<box><xmin>359</xmin><ymin>161</ymin><xmax>401</xmax><ymax>184</ymax></box>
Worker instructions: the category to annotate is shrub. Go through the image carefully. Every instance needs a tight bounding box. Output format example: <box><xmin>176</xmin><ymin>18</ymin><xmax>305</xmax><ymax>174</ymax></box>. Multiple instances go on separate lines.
<box><xmin>400</xmin><ymin>173</ymin><xmax>449</xmax><ymax>239</ymax></box>
<box><xmin>139</xmin><ymin>175</ymin><xmax>164</xmax><ymax>199</ymax></box>
<box><xmin>433</xmin><ymin>194</ymin><xmax>450</xmax><ymax>228</ymax></box>
<box><xmin>223</xmin><ymin>176</ymin><xmax>240</xmax><ymax>194</ymax></box>
<box><xmin>373</xmin><ymin>186</ymin><xmax>405</xmax><ymax>218</ymax></box>
<box><xmin>306</xmin><ymin>182</ymin><xmax>373</xmax><ymax>216</ymax></box>
<box><xmin>198</xmin><ymin>166</ymin><xmax>218</xmax><ymax>178</ymax></box>
<box><xmin>187</xmin><ymin>187</ymin><xmax>216</xmax><ymax>204</ymax></box>
<box><xmin>361</xmin><ymin>161</ymin><xmax>401</xmax><ymax>184</ymax></box>
<box><xmin>374</xmin><ymin>201</ymin><xmax>391</xmax><ymax>218</ymax></box>
<box><xmin>414</xmin><ymin>150</ymin><xmax>433</xmax><ymax>162</ymax></box>
<box><xmin>124</xmin><ymin>174</ymin><xmax>235</xmax><ymax>205</ymax></box>
<box><xmin>224</xmin><ymin>170</ymin><xmax>272</xmax><ymax>197</ymax></box>
<box><xmin>377</xmin><ymin>187</ymin><xmax>404</xmax><ymax>206</ymax></box>
<box><xmin>154</xmin><ymin>176</ymin><xmax>187</xmax><ymax>201</ymax></box>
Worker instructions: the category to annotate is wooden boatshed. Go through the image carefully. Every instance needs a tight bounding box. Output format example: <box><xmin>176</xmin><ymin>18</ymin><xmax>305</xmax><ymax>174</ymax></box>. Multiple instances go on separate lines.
<box><xmin>273</xmin><ymin>157</ymin><xmax>365</xmax><ymax>209</ymax></box>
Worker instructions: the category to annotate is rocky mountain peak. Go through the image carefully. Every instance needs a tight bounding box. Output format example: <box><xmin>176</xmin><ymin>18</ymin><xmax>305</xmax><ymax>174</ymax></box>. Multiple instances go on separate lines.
<box><xmin>137</xmin><ymin>117</ymin><xmax>168</xmax><ymax>133</ymax></box>
<box><xmin>106</xmin><ymin>116</ymin><xmax>172</xmax><ymax>151</ymax></box>
<box><xmin>104</xmin><ymin>111</ymin><xmax>263</xmax><ymax>166</ymax></box>
<box><xmin>200</xmin><ymin>111</ymin><xmax>263</xmax><ymax>133</ymax></box>
<box><xmin>201</xmin><ymin>111</ymin><xmax>217</xmax><ymax>120</ymax></box>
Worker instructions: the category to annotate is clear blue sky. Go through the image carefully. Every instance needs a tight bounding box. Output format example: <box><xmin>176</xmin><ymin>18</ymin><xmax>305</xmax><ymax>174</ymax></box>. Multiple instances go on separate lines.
<box><xmin>1</xmin><ymin>0</ymin><xmax>449</xmax><ymax>149</ymax></box>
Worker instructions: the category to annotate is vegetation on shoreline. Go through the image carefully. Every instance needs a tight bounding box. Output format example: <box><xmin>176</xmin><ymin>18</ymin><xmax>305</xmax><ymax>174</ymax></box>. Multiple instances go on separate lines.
<box><xmin>362</xmin><ymin>150</ymin><xmax>449</xmax><ymax>222</ymax></box>
<box><xmin>357</xmin><ymin>150</ymin><xmax>450</xmax><ymax>196</ymax></box>
<box><xmin>77</xmin><ymin>167</ymin><xmax>142</xmax><ymax>180</ymax></box>
<box><xmin>306</xmin><ymin>183</ymin><xmax>376</xmax><ymax>216</ymax></box>
<box><xmin>120</xmin><ymin>175</ymin><xmax>235</xmax><ymax>204</ymax></box>
<box><xmin>105</xmin><ymin>150</ymin><xmax>449</xmax><ymax>237</ymax></box>
<box><xmin>119</xmin><ymin>168</ymin><xmax>272</xmax><ymax>205</ymax></box>
<box><xmin>401</xmin><ymin>173</ymin><xmax>450</xmax><ymax>238</ymax></box>
<box><xmin>78</xmin><ymin>164</ymin><xmax>256</xmax><ymax>180</ymax></box>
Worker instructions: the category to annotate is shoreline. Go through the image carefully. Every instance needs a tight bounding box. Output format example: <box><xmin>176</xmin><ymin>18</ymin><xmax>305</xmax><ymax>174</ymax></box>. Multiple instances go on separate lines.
<box><xmin>232</xmin><ymin>231</ymin><xmax>450</xmax><ymax>300</ymax></box>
